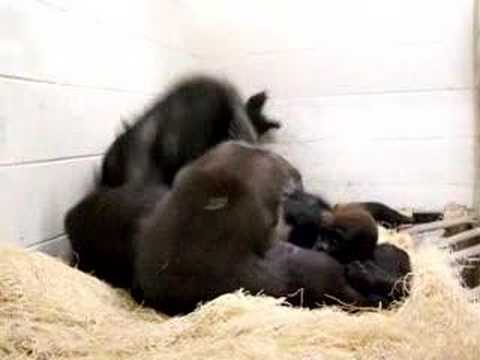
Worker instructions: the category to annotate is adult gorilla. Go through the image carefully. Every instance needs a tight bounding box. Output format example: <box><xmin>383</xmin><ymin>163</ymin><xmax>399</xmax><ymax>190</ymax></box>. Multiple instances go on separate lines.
<box><xmin>132</xmin><ymin>141</ymin><xmax>386</xmax><ymax>315</ymax></box>
<box><xmin>101</xmin><ymin>75</ymin><xmax>278</xmax><ymax>188</ymax></box>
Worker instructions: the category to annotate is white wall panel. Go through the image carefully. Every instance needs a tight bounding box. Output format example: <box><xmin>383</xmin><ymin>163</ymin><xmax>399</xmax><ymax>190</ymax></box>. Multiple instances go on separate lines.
<box><xmin>0</xmin><ymin>0</ymin><xmax>196</xmax><ymax>92</ymax></box>
<box><xmin>1</xmin><ymin>157</ymin><xmax>100</xmax><ymax>247</ymax></box>
<box><xmin>0</xmin><ymin>0</ymin><xmax>476</xmax><ymax>253</ymax></box>
<box><xmin>181</xmin><ymin>0</ymin><xmax>473</xmax><ymax>60</ymax></box>
<box><xmin>213</xmin><ymin>44</ymin><xmax>470</xmax><ymax>98</ymax></box>
<box><xmin>268</xmin><ymin>137</ymin><xmax>475</xmax><ymax>188</ymax></box>
<box><xmin>182</xmin><ymin>0</ymin><xmax>476</xmax><ymax>210</ymax></box>
<box><xmin>0</xmin><ymin>0</ymin><xmax>195</xmax><ymax>252</ymax></box>
<box><xmin>181</xmin><ymin>0</ymin><xmax>473</xmax><ymax>95</ymax></box>
<box><xmin>0</xmin><ymin>77</ymin><xmax>153</xmax><ymax>164</ymax></box>
<box><xmin>263</xmin><ymin>90</ymin><xmax>476</xmax><ymax>143</ymax></box>
<box><xmin>36</xmin><ymin>0</ymin><xmax>189</xmax><ymax>50</ymax></box>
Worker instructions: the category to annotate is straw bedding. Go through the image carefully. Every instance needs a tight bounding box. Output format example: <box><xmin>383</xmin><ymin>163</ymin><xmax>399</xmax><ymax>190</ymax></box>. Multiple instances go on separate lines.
<box><xmin>1</xmin><ymin>230</ymin><xmax>479</xmax><ymax>360</ymax></box>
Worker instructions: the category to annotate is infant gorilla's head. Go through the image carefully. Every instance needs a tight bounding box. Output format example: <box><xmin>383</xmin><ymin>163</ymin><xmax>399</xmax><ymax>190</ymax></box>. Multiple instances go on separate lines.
<box><xmin>314</xmin><ymin>204</ymin><xmax>378</xmax><ymax>263</ymax></box>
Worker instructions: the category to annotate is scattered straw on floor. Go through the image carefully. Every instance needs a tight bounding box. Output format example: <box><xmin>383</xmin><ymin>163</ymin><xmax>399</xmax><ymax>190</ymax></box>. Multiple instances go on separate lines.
<box><xmin>1</xmin><ymin>230</ymin><xmax>480</xmax><ymax>360</ymax></box>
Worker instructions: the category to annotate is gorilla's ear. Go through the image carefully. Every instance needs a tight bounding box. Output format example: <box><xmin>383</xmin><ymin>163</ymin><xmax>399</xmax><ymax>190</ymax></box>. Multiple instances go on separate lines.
<box><xmin>204</xmin><ymin>196</ymin><xmax>229</xmax><ymax>211</ymax></box>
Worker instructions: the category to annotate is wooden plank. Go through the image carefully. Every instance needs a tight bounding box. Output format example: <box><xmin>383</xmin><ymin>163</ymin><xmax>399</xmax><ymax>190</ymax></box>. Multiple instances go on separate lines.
<box><xmin>453</xmin><ymin>243</ymin><xmax>480</xmax><ymax>261</ymax></box>
<box><xmin>441</xmin><ymin>228</ymin><xmax>480</xmax><ymax>248</ymax></box>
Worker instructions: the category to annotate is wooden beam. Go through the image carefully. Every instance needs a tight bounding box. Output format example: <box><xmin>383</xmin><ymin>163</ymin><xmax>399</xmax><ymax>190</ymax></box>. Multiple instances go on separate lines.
<box><xmin>452</xmin><ymin>243</ymin><xmax>480</xmax><ymax>261</ymax></box>
<box><xmin>440</xmin><ymin>228</ymin><xmax>480</xmax><ymax>248</ymax></box>
<box><xmin>406</xmin><ymin>217</ymin><xmax>476</xmax><ymax>235</ymax></box>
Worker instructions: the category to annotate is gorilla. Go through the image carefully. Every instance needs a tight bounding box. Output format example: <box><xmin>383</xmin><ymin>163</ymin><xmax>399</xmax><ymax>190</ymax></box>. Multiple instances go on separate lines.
<box><xmin>132</xmin><ymin>141</ymin><xmax>388</xmax><ymax>315</ymax></box>
<box><xmin>346</xmin><ymin>243</ymin><xmax>412</xmax><ymax>303</ymax></box>
<box><xmin>283</xmin><ymin>190</ymin><xmax>332</xmax><ymax>249</ymax></box>
<box><xmin>283</xmin><ymin>189</ymin><xmax>440</xmax><ymax>258</ymax></box>
<box><xmin>284</xmin><ymin>193</ymin><xmax>412</xmax><ymax>302</ymax></box>
<box><xmin>66</xmin><ymin>76</ymin><xmax>283</xmax><ymax>290</ymax></box>
<box><xmin>65</xmin><ymin>136</ymin><xmax>301</xmax><ymax>291</ymax></box>
<box><xmin>284</xmin><ymin>192</ymin><xmax>378</xmax><ymax>262</ymax></box>
<box><xmin>65</xmin><ymin>74</ymin><xmax>409</xmax><ymax>313</ymax></box>
<box><xmin>65</xmin><ymin>184</ymin><xmax>168</xmax><ymax>289</ymax></box>
<box><xmin>339</xmin><ymin>202</ymin><xmax>413</xmax><ymax>228</ymax></box>
<box><xmin>100</xmin><ymin>75</ymin><xmax>279</xmax><ymax>188</ymax></box>
<box><xmin>313</xmin><ymin>204</ymin><xmax>379</xmax><ymax>264</ymax></box>
<box><xmin>66</xmin><ymin>144</ymin><xmax>407</xmax><ymax>313</ymax></box>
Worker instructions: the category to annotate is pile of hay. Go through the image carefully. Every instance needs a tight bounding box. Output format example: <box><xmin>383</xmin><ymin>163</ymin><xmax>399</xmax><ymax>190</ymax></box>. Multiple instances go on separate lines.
<box><xmin>1</xmin><ymin>230</ymin><xmax>480</xmax><ymax>360</ymax></box>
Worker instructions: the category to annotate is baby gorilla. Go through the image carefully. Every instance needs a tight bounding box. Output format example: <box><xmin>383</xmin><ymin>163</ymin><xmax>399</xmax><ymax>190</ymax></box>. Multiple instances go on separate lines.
<box><xmin>284</xmin><ymin>193</ymin><xmax>378</xmax><ymax>263</ymax></box>
<box><xmin>284</xmin><ymin>195</ymin><xmax>411</xmax><ymax>302</ymax></box>
<box><xmin>284</xmin><ymin>193</ymin><xmax>416</xmax><ymax>249</ymax></box>
<box><xmin>132</xmin><ymin>141</ymin><xmax>383</xmax><ymax>315</ymax></box>
<box><xmin>101</xmin><ymin>76</ymin><xmax>279</xmax><ymax>188</ymax></box>
<box><xmin>313</xmin><ymin>204</ymin><xmax>379</xmax><ymax>264</ymax></box>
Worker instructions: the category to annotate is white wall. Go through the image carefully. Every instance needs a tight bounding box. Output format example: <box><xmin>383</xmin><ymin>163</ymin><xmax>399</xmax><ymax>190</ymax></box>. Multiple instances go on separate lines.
<box><xmin>0</xmin><ymin>0</ymin><xmax>476</xmax><ymax>254</ymax></box>
<box><xmin>0</xmin><ymin>0</ymin><xmax>196</xmax><ymax>254</ymax></box>
<box><xmin>180</xmin><ymin>0</ymin><xmax>476</xmax><ymax>211</ymax></box>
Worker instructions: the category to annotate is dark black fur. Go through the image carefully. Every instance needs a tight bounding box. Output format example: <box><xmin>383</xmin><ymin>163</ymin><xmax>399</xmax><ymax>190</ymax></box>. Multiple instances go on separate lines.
<box><xmin>284</xmin><ymin>191</ymin><xmax>439</xmax><ymax>258</ymax></box>
<box><xmin>345</xmin><ymin>243</ymin><xmax>412</xmax><ymax>302</ymax></box>
<box><xmin>337</xmin><ymin>202</ymin><xmax>443</xmax><ymax>228</ymax></box>
<box><xmin>284</xmin><ymin>192</ymin><xmax>379</xmax><ymax>263</ymax></box>
<box><xmin>412</xmin><ymin>211</ymin><xmax>443</xmax><ymax>224</ymax></box>
<box><xmin>65</xmin><ymin>185</ymin><xmax>168</xmax><ymax>289</ymax></box>
<box><xmin>284</xmin><ymin>191</ymin><xmax>332</xmax><ymax>249</ymax></box>
<box><xmin>284</xmin><ymin>194</ymin><xmax>411</xmax><ymax>303</ymax></box>
<box><xmin>101</xmin><ymin>76</ymin><xmax>259</xmax><ymax>188</ymax></box>
<box><xmin>132</xmin><ymin>142</ymin><xmax>383</xmax><ymax>315</ymax></box>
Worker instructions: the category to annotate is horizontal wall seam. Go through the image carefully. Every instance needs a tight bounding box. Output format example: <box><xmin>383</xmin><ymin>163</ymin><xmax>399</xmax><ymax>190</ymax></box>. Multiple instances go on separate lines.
<box><xmin>0</xmin><ymin>73</ymin><xmax>156</xmax><ymax>96</ymax></box>
<box><xmin>27</xmin><ymin>233</ymin><xmax>66</xmax><ymax>249</ymax></box>
<box><xmin>0</xmin><ymin>153</ymin><xmax>103</xmax><ymax>168</ymax></box>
